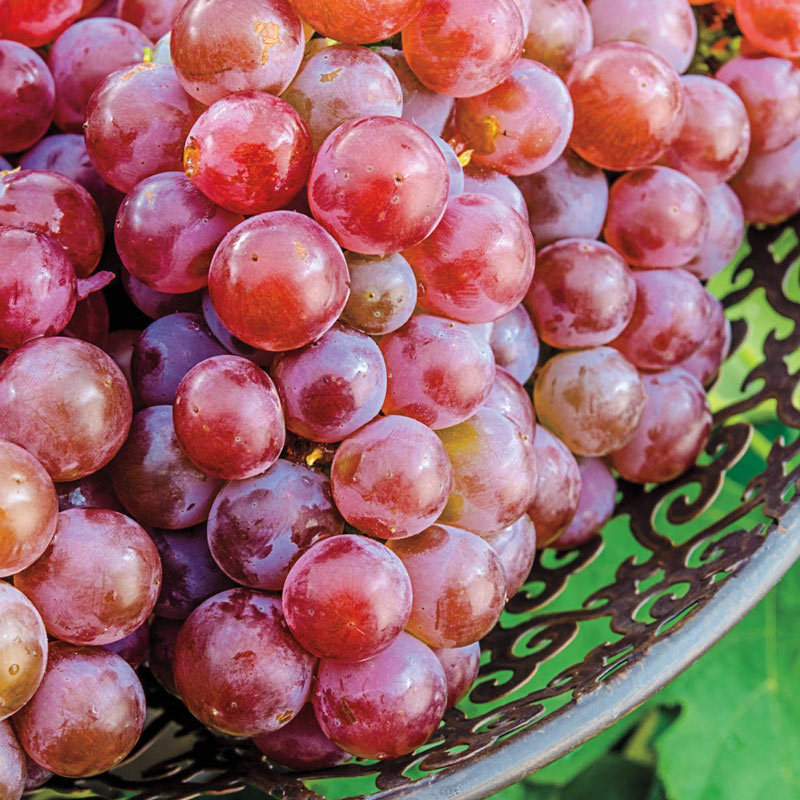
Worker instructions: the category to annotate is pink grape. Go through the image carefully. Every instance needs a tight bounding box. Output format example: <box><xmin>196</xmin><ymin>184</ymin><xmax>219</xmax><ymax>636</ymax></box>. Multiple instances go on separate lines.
<box><xmin>552</xmin><ymin>457</ymin><xmax>617</xmax><ymax>549</ymax></box>
<box><xmin>0</xmin><ymin>338</ymin><xmax>132</xmax><ymax>482</ymax></box>
<box><xmin>147</xmin><ymin>617</ymin><xmax>181</xmax><ymax>695</ymax></box>
<box><xmin>307</xmin><ymin>115</ymin><xmax>449</xmax><ymax>255</ymax></box>
<box><xmin>611</xmin><ymin>368</ymin><xmax>712</xmax><ymax>484</ymax></box>
<box><xmin>110</xmin><ymin>405</ymin><xmax>224</xmax><ymax>529</ymax></box>
<box><xmin>462</xmin><ymin>165</ymin><xmax>530</xmax><ymax>222</ymax></box>
<box><xmin>526</xmin><ymin>427</ymin><xmax>582</xmax><ymax>547</ymax></box>
<box><xmin>604</xmin><ymin>167</ymin><xmax>710</xmax><ymax>269</ymax></box>
<box><xmin>484</xmin><ymin>367</ymin><xmax>536</xmax><ymax>439</ymax></box>
<box><xmin>433</xmin><ymin>135</ymin><xmax>465</xmax><ymax>197</ymax></box>
<box><xmin>170</xmin><ymin>0</ymin><xmax>304</xmax><ymax>105</ymax></box>
<box><xmin>118</xmin><ymin>0</ymin><xmax>185</xmax><ymax>39</ymax></box>
<box><xmin>201</xmin><ymin>292</ymin><xmax>273</xmax><ymax>366</ymax></box>
<box><xmin>433</xmin><ymin>642</ymin><xmax>481</xmax><ymax>708</ymax></box>
<box><xmin>2</xmin><ymin>1</ymin><xmax>82</xmax><ymax>47</ymax></box>
<box><xmin>12</xmin><ymin>642</ymin><xmax>146</xmax><ymax>778</ymax></box>
<box><xmin>389</xmin><ymin>525</ymin><xmax>507</xmax><ymax>647</ymax></box>
<box><xmin>380</xmin><ymin>314</ymin><xmax>496</xmax><ymax>429</ymax></box>
<box><xmin>0</xmin><ymin>721</ymin><xmax>25</xmax><ymax>800</ymax></box>
<box><xmin>534</xmin><ymin>347</ymin><xmax>646</xmax><ymax>457</ymax></box>
<box><xmin>488</xmin><ymin>306</ymin><xmax>540</xmax><ymax>385</ymax></box>
<box><xmin>483</xmin><ymin>514</ymin><xmax>537</xmax><ymax>597</ymax></box>
<box><xmin>121</xmin><ymin>267</ymin><xmax>204</xmax><ymax>319</ymax></box>
<box><xmin>520</xmin><ymin>0</ymin><xmax>593</xmax><ymax>77</ymax></box>
<box><xmin>270</xmin><ymin>324</ymin><xmax>387</xmax><ymax>443</ymax></box>
<box><xmin>115</xmin><ymin>172</ymin><xmax>244</xmax><ymax>294</ymax></box>
<box><xmin>0</xmin><ymin>41</ymin><xmax>55</xmax><ymax>154</ymax></box>
<box><xmin>207</xmin><ymin>459</ymin><xmax>343</xmax><ymax>591</ymax></box>
<box><xmin>612</xmin><ymin>268</ymin><xmax>711</xmax><ymax>372</ymax></box>
<box><xmin>56</xmin><ymin>469</ymin><xmax>121</xmax><ymax>513</ymax></box>
<box><xmin>289</xmin><ymin>0</ymin><xmax>423</xmax><ymax>43</ymax></box>
<box><xmin>173</xmin><ymin>589</ymin><xmax>316</xmax><ymax>737</ymax></box>
<box><xmin>524</xmin><ymin>239</ymin><xmax>636</xmax><ymax>349</ymax></box>
<box><xmin>680</xmin><ymin>293</ymin><xmax>732</xmax><ymax>387</ymax></box>
<box><xmin>313</xmin><ymin>631</ymin><xmax>447</xmax><ymax>759</ymax></box>
<box><xmin>102</xmin><ymin>622</ymin><xmax>149</xmax><ymax>669</ymax></box>
<box><xmin>208</xmin><ymin>211</ymin><xmax>350</xmax><ymax>352</ymax></box>
<box><xmin>330</xmin><ymin>415</ymin><xmax>453</xmax><ymax>540</ymax></box>
<box><xmin>513</xmin><ymin>150</ymin><xmax>609</xmax><ymax>247</ymax></box>
<box><xmin>735</xmin><ymin>0</ymin><xmax>800</xmax><ymax>60</ymax></box>
<box><xmin>404</xmin><ymin>193</ymin><xmax>535</xmax><ymax>323</ymax></box>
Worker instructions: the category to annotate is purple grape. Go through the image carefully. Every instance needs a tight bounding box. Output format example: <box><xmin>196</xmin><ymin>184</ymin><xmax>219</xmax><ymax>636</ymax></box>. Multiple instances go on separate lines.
<box><xmin>121</xmin><ymin>267</ymin><xmax>204</xmax><ymax>319</ymax></box>
<box><xmin>148</xmin><ymin>617</ymin><xmax>181</xmax><ymax>695</ymax></box>
<box><xmin>103</xmin><ymin>621</ymin><xmax>150</xmax><ymax>669</ymax></box>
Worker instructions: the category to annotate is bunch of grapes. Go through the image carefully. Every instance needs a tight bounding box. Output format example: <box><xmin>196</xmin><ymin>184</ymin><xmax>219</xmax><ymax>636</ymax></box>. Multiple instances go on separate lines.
<box><xmin>1</xmin><ymin>0</ymin><xmax>799</xmax><ymax>791</ymax></box>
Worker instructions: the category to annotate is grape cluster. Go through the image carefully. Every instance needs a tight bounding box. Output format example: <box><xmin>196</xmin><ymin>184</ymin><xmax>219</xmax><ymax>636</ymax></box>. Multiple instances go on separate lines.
<box><xmin>0</xmin><ymin>0</ymin><xmax>798</xmax><ymax>789</ymax></box>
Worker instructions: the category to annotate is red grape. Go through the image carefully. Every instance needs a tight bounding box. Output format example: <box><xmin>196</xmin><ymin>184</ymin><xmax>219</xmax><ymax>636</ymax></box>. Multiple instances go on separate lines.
<box><xmin>0</xmin><ymin>721</ymin><xmax>25</xmax><ymax>800</ymax></box>
<box><xmin>484</xmin><ymin>367</ymin><xmax>536</xmax><ymax>439</ymax></box>
<box><xmin>307</xmin><ymin>115</ymin><xmax>449</xmax><ymax>255</ymax></box>
<box><xmin>488</xmin><ymin>306</ymin><xmax>540</xmax><ymax>385</ymax></box>
<box><xmin>735</xmin><ymin>0</ymin><xmax>800</xmax><ymax>59</ymax></box>
<box><xmin>380</xmin><ymin>314</ymin><xmax>496</xmax><ymax>429</ymax></box>
<box><xmin>200</xmin><ymin>292</ymin><xmax>273</xmax><ymax>366</ymax></box>
<box><xmin>147</xmin><ymin>617</ymin><xmax>181</xmax><ymax>695</ymax></box>
<box><xmin>566</xmin><ymin>42</ymin><xmax>684</xmax><ymax>171</ymax></box>
<box><xmin>290</xmin><ymin>0</ymin><xmax>422</xmax><ymax>43</ymax></box>
<box><xmin>433</xmin><ymin>642</ymin><xmax>481</xmax><ymax>708</ymax></box>
<box><xmin>534</xmin><ymin>347</ymin><xmax>646</xmax><ymax>457</ymax></box>
<box><xmin>12</xmin><ymin>642</ymin><xmax>146</xmax><ymax>778</ymax></box>
<box><xmin>680</xmin><ymin>293</ymin><xmax>732</xmax><ymax>387</ymax></box>
<box><xmin>462</xmin><ymin>165</ymin><xmax>529</xmax><ymax>222</ymax></box>
<box><xmin>121</xmin><ymin>267</ymin><xmax>204</xmax><ymax>319</ymax></box>
<box><xmin>0</xmin><ymin>41</ymin><xmax>55</xmax><ymax>154</ymax></box>
<box><xmin>2</xmin><ymin>0</ymin><xmax>82</xmax><ymax>47</ymax></box>
<box><xmin>23</xmin><ymin>754</ymin><xmax>52</xmax><ymax>790</ymax></box>
<box><xmin>0</xmin><ymin>338</ymin><xmax>132</xmax><ymax>482</ymax></box>
<box><xmin>525</xmin><ymin>239</ymin><xmax>636</xmax><ymax>349</ymax></box>
<box><xmin>483</xmin><ymin>514</ymin><xmax>537</xmax><ymax>597</ymax></box>
<box><xmin>331</xmin><ymin>415</ymin><xmax>452</xmax><ymax>540</ymax></box>
<box><xmin>56</xmin><ymin>469</ymin><xmax>121</xmax><ymax>513</ymax></box>
<box><xmin>102</xmin><ymin>622</ymin><xmax>149</xmax><ymax>669</ymax></box>
<box><xmin>208</xmin><ymin>211</ymin><xmax>350</xmax><ymax>352</ymax></box>
<box><xmin>520</xmin><ymin>0</ymin><xmax>593</xmax><ymax>77</ymax></box>
<box><xmin>313</xmin><ymin>631</ymin><xmax>447</xmax><ymax>759</ymax></box>
<box><xmin>173</xmin><ymin>589</ymin><xmax>316</xmax><ymax>737</ymax></box>
<box><xmin>118</xmin><ymin>0</ymin><xmax>185</xmax><ymax>39</ymax></box>
<box><xmin>207</xmin><ymin>459</ymin><xmax>343</xmax><ymax>591</ymax></box>
<box><xmin>115</xmin><ymin>172</ymin><xmax>244</xmax><ymax>294</ymax></box>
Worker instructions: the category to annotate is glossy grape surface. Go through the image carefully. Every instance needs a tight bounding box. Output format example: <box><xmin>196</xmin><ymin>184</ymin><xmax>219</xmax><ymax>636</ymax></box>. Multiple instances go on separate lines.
<box><xmin>207</xmin><ymin>459</ymin><xmax>343</xmax><ymax>591</ymax></box>
<box><xmin>520</xmin><ymin>0</ymin><xmax>593</xmax><ymax>76</ymax></box>
<box><xmin>735</xmin><ymin>0</ymin><xmax>800</xmax><ymax>60</ymax></box>
<box><xmin>173</xmin><ymin>589</ymin><xmax>316</xmax><ymax>737</ymax></box>
<box><xmin>0</xmin><ymin>721</ymin><xmax>25</xmax><ymax>800</ymax></box>
<box><xmin>110</xmin><ymin>405</ymin><xmax>223</xmax><ymax>529</ymax></box>
<box><xmin>291</xmin><ymin>0</ymin><xmax>422</xmax><ymax>42</ymax></box>
<box><xmin>2</xmin><ymin>1</ymin><xmax>82</xmax><ymax>47</ymax></box>
<box><xmin>118</xmin><ymin>0</ymin><xmax>185</xmax><ymax>39</ymax></box>
<box><xmin>534</xmin><ymin>347</ymin><xmax>646</xmax><ymax>457</ymax></box>
<box><xmin>121</xmin><ymin>268</ymin><xmax>204</xmax><ymax>319</ymax></box>
<box><xmin>680</xmin><ymin>293</ymin><xmax>732</xmax><ymax>387</ymax></box>
<box><xmin>488</xmin><ymin>306</ymin><xmax>539</xmax><ymax>385</ymax></box>
<box><xmin>200</xmin><ymin>292</ymin><xmax>273</xmax><ymax>366</ymax></box>
<box><xmin>0</xmin><ymin>338</ymin><xmax>132</xmax><ymax>482</ymax></box>
<box><xmin>553</xmin><ymin>457</ymin><xmax>617</xmax><ymax>549</ymax></box>
<box><xmin>102</xmin><ymin>622</ymin><xmax>149</xmax><ymax>669</ymax></box>
<box><xmin>483</xmin><ymin>514</ymin><xmax>537</xmax><ymax>597</ymax></box>
<box><xmin>56</xmin><ymin>469</ymin><xmax>121</xmax><ymax>514</ymax></box>
<box><xmin>462</xmin><ymin>165</ymin><xmax>530</xmax><ymax>222</ymax></box>
<box><xmin>313</xmin><ymin>631</ymin><xmax>447</xmax><ymax>759</ymax></box>
<box><xmin>331</xmin><ymin>415</ymin><xmax>452</xmax><ymax>539</ymax></box>
<box><xmin>484</xmin><ymin>367</ymin><xmax>536</xmax><ymax>439</ymax></box>
<box><xmin>433</xmin><ymin>642</ymin><xmax>481</xmax><ymax>708</ymax></box>
<box><xmin>208</xmin><ymin>211</ymin><xmax>350</xmax><ymax>351</ymax></box>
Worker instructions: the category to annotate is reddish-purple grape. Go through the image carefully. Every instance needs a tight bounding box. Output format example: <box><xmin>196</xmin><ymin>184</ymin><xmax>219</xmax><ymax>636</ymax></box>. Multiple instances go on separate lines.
<box><xmin>102</xmin><ymin>622</ymin><xmax>149</xmax><ymax>669</ymax></box>
<box><xmin>121</xmin><ymin>268</ymin><xmax>204</xmax><ymax>319</ymax></box>
<box><xmin>680</xmin><ymin>292</ymin><xmax>732</xmax><ymax>387</ymax></box>
<box><xmin>482</xmin><ymin>514</ymin><xmax>537</xmax><ymax>597</ymax></box>
<box><xmin>484</xmin><ymin>367</ymin><xmax>536</xmax><ymax>439</ymax></box>
<box><xmin>520</xmin><ymin>0</ymin><xmax>593</xmax><ymax>76</ymax></box>
<box><xmin>23</xmin><ymin>754</ymin><xmax>53</xmax><ymax>791</ymax></box>
<box><xmin>433</xmin><ymin>642</ymin><xmax>481</xmax><ymax>708</ymax></box>
<box><xmin>118</xmin><ymin>0</ymin><xmax>185</xmax><ymax>39</ymax></box>
<box><xmin>488</xmin><ymin>306</ymin><xmax>540</xmax><ymax>385</ymax></box>
<box><xmin>0</xmin><ymin>721</ymin><xmax>25</xmax><ymax>800</ymax></box>
<box><xmin>56</xmin><ymin>469</ymin><xmax>121</xmax><ymax>513</ymax></box>
<box><xmin>147</xmin><ymin>617</ymin><xmax>181</xmax><ymax>695</ymax></box>
<box><xmin>289</xmin><ymin>0</ymin><xmax>423</xmax><ymax>43</ymax></box>
<box><xmin>462</xmin><ymin>165</ymin><xmax>530</xmax><ymax>222</ymax></box>
<box><xmin>201</xmin><ymin>292</ymin><xmax>273</xmax><ymax>366</ymax></box>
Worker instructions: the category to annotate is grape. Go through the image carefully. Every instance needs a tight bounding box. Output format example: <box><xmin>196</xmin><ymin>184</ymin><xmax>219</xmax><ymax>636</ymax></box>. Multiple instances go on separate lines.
<box><xmin>436</xmin><ymin>406</ymin><xmax>538</xmax><ymax>533</ymax></box>
<box><xmin>483</xmin><ymin>514</ymin><xmax>537</xmax><ymax>597</ymax></box>
<box><xmin>433</xmin><ymin>136</ymin><xmax>465</xmax><ymax>197</ymax></box>
<box><xmin>685</xmin><ymin>183</ymin><xmax>746</xmax><ymax>280</ymax></box>
<box><xmin>103</xmin><ymin>622</ymin><xmax>149</xmax><ymax>669</ymax></box>
<box><xmin>735</xmin><ymin>0</ymin><xmax>800</xmax><ymax>59</ymax></box>
<box><xmin>152</xmin><ymin>31</ymin><xmax>172</xmax><ymax>64</ymax></box>
<box><xmin>307</xmin><ymin>116</ymin><xmax>449</xmax><ymax>255</ymax></box>
<box><xmin>283</xmin><ymin>535</ymin><xmax>412</xmax><ymax>662</ymax></box>
<box><xmin>402</xmin><ymin>0</ymin><xmax>524</xmax><ymax>98</ymax></box>
<box><xmin>12</xmin><ymin>642</ymin><xmax>146</xmax><ymax>778</ymax></box>
<box><xmin>253</xmin><ymin>703</ymin><xmax>349</xmax><ymax>770</ymax></box>
<box><xmin>149</xmin><ymin>525</ymin><xmax>233</xmax><ymax>620</ymax></box>
<box><xmin>56</xmin><ymin>468</ymin><xmax>122</xmax><ymax>513</ymax></box>
<box><xmin>0</xmin><ymin>41</ymin><xmax>55</xmax><ymax>154</ymax></box>
<box><xmin>131</xmin><ymin>313</ymin><xmax>228</xmax><ymax>406</ymax></box>
<box><xmin>513</xmin><ymin>150</ymin><xmax>609</xmax><ymax>247</ymax></box>
<box><xmin>199</xmin><ymin>293</ymin><xmax>272</xmax><ymax>367</ymax></box>
<box><xmin>84</xmin><ymin>62</ymin><xmax>202</xmax><ymax>193</ymax></box>
<box><xmin>23</xmin><ymin>754</ymin><xmax>53</xmax><ymax>790</ymax></box>
<box><xmin>380</xmin><ymin>314</ymin><xmax>496</xmax><ymax>429</ymax></box>
<box><xmin>340</xmin><ymin>252</ymin><xmax>418</xmax><ymax>335</ymax></box>
<box><xmin>270</xmin><ymin>324</ymin><xmax>387</xmax><ymax>443</ymax></box>
<box><xmin>118</xmin><ymin>0</ymin><xmax>185</xmax><ymax>40</ymax></box>
<box><xmin>0</xmin><ymin>170</ymin><xmax>104</xmax><ymax>278</ymax></box>
<box><xmin>0</xmin><ymin>226</ymin><xmax>76</xmax><ymax>350</ymax></box>
<box><xmin>680</xmin><ymin>293</ymin><xmax>732</xmax><ymax>387</ymax></box>
<box><xmin>121</xmin><ymin>267</ymin><xmax>204</xmax><ymax>319</ymax></box>
<box><xmin>208</xmin><ymin>211</ymin><xmax>350</xmax><ymax>352</ymax></box>
<box><xmin>331</xmin><ymin>415</ymin><xmax>452</xmax><ymax>540</ymax></box>
<box><xmin>455</xmin><ymin>60</ymin><xmax>574</xmax><ymax>176</ymax></box>
<box><xmin>611</xmin><ymin>368</ymin><xmax>712</xmax><ymax>484</ymax></box>
<box><xmin>14</xmin><ymin>508</ymin><xmax>161</xmax><ymax>646</ymax></box>
<box><xmin>525</xmin><ymin>239</ymin><xmax>636</xmax><ymax>349</ymax></box>
<box><xmin>170</xmin><ymin>0</ymin><xmax>304</xmax><ymax>105</ymax></box>
<box><xmin>208</xmin><ymin>459</ymin><xmax>343</xmax><ymax>591</ymax></box>
<box><xmin>289</xmin><ymin>0</ymin><xmax>422</xmax><ymax>43</ymax></box>
<box><xmin>525</xmin><ymin>427</ymin><xmax>581</xmax><ymax>546</ymax></box>
<box><xmin>534</xmin><ymin>347</ymin><xmax>646</xmax><ymax>457</ymax></box>
<box><xmin>2</xmin><ymin>0</ymin><xmax>82</xmax><ymax>47</ymax></box>
<box><xmin>313</xmin><ymin>631</ymin><xmax>447</xmax><ymax>759</ymax></box>
<box><xmin>484</xmin><ymin>367</ymin><xmax>536</xmax><ymax>439</ymax></box>
<box><xmin>173</xmin><ymin>589</ymin><xmax>315</xmax><ymax>737</ymax></box>
<box><xmin>566</xmin><ymin>42</ymin><xmax>684</xmax><ymax>171</ymax></box>
<box><xmin>148</xmin><ymin>617</ymin><xmax>181</xmax><ymax>695</ymax></box>
<box><xmin>520</xmin><ymin>0</ymin><xmax>593</xmax><ymax>77</ymax></box>
<box><xmin>81</xmin><ymin>0</ymin><xmax>115</xmax><ymax>14</ymax></box>
<box><xmin>0</xmin><ymin>157</ymin><xmax>10</xmax><ymax>170</ymax></box>
<box><xmin>115</xmin><ymin>172</ymin><xmax>244</xmax><ymax>294</ymax></box>
<box><xmin>174</xmin><ymin>355</ymin><xmax>285</xmax><ymax>479</ymax></box>
<box><xmin>0</xmin><ymin>583</ymin><xmax>47</xmax><ymax>720</ymax></box>
<box><xmin>47</xmin><ymin>18</ymin><xmax>151</xmax><ymax>133</ymax></box>
<box><xmin>716</xmin><ymin>56</ymin><xmax>800</xmax><ymax>153</ymax></box>
<box><xmin>612</xmin><ymin>268</ymin><xmax>711</xmax><ymax>372</ymax></box>
<box><xmin>663</xmin><ymin>75</ymin><xmax>751</xmax><ymax>188</ymax></box>
<box><xmin>488</xmin><ymin>306</ymin><xmax>539</xmax><ymax>385</ymax></box>
<box><xmin>388</xmin><ymin>525</ymin><xmax>506</xmax><ymax>647</ymax></box>
<box><xmin>0</xmin><ymin>338</ymin><xmax>132</xmax><ymax>482</ymax></box>
<box><xmin>604</xmin><ymin>167</ymin><xmax>710</xmax><ymax>268</ymax></box>
<box><xmin>105</xmin><ymin>330</ymin><xmax>139</xmax><ymax>392</ymax></box>
<box><xmin>283</xmin><ymin>45</ymin><xmax>403</xmax><ymax>152</ymax></box>
<box><xmin>110</xmin><ymin>405</ymin><xmax>223</xmax><ymax>529</ymax></box>
<box><xmin>184</xmin><ymin>92</ymin><xmax>312</xmax><ymax>215</ymax></box>
<box><xmin>433</xmin><ymin>643</ymin><xmax>481</xmax><ymax>708</ymax></box>
<box><xmin>552</xmin><ymin>457</ymin><xmax>617</xmax><ymax>549</ymax></box>
<box><xmin>64</xmin><ymin>286</ymin><xmax>110</xmax><ymax>349</ymax></box>
<box><xmin>729</xmin><ymin>130</ymin><xmax>800</xmax><ymax>224</ymax></box>
<box><xmin>376</xmin><ymin>46</ymin><xmax>454</xmax><ymax>138</ymax></box>
<box><xmin>0</xmin><ymin>721</ymin><xmax>25</xmax><ymax>800</ymax></box>
<box><xmin>462</xmin><ymin>165</ymin><xmax>529</xmax><ymax>222</ymax></box>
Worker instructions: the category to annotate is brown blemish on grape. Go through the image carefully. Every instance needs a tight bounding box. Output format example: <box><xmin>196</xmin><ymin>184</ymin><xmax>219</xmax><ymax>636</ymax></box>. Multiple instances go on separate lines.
<box><xmin>276</xmin><ymin>710</ymin><xmax>294</xmax><ymax>724</ymax></box>
<box><xmin>120</xmin><ymin>62</ymin><xmax>155</xmax><ymax>81</ymax></box>
<box><xmin>253</xmin><ymin>19</ymin><xmax>282</xmax><ymax>66</ymax></box>
<box><xmin>294</xmin><ymin>241</ymin><xmax>307</xmax><ymax>260</ymax></box>
<box><xmin>319</xmin><ymin>68</ymin><xmax>342</xmax><ymax>83</ymax></box>
<box><xmin>337</xmin><ymin>698</ymin><xmax>357</xmax><ymax>725</ymax></box>
<box><xmin>143</xmin><ymin>189</ymin><xmax>156</xmax><ymax>209</ymax></box>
